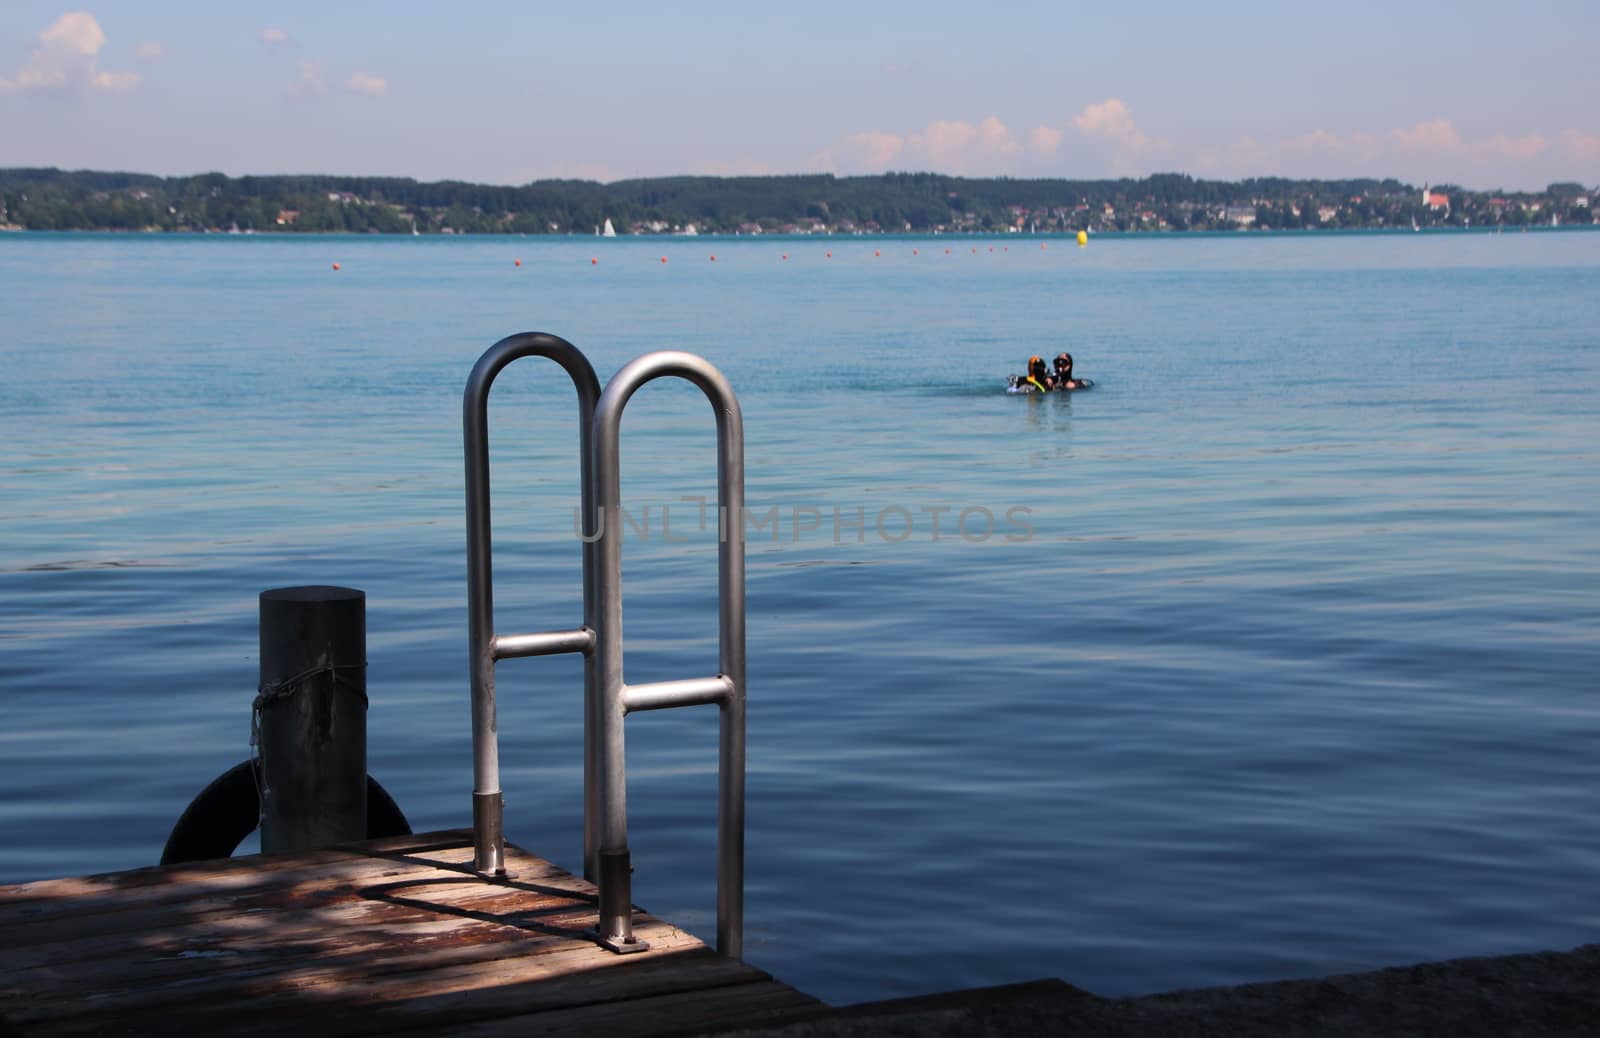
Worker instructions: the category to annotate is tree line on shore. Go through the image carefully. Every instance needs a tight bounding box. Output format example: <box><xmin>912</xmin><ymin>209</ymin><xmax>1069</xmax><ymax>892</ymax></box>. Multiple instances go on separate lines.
<box><xmin>1</xmin><ymin>167</ymin><xmax>1593</xmax><ymax>234</ymax></box>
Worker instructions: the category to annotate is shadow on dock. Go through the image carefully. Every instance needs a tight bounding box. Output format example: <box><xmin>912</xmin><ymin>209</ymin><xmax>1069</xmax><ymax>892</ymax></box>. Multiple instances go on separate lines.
<box><xmin>0</xmin><ymin>830</ymin><xmax>816</xmax><ymax>1037</ymax></box>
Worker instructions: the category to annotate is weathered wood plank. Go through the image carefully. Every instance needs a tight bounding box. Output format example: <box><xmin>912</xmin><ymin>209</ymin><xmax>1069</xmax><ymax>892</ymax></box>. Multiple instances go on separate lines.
<box><xmin>0</xmin><ymin>831</ymin><xmax>494</xmax><ymax>926</ymax></box>
<box><xmin>3</xmin><ymin>870</ymin><xmax>684</xmax><ymax>1012</ymax></box>
<box><xmin>1</xmin><ymin>877</ymin><xmax>594</xmax><ymax>973</ymax></box>
<box><xmin>0</xmin><ymin>852</ymin><xmax>574</xmax><ymax>956</ymax></box>
<box><xmin>2</xmin><ymin>831</ymin><xmax>818</xmax><ymax>1038</ymax></box>
<box><xmin>224</xmin><ymin>950</ymin><xmax>773</xmax><ymax>1038</ymax></box>
<box><xmin>2</xmin><ymin>899</ymin><xmax>611</xmax><ymax>998</ymax></box>
<box><xmin>0</xmin><ymin>829</ymin><xmax>475</xmax><ymax>904</ymax></box>
<box><xmin>13</xmin><ymin>918</ymin><xmax>707</xmax><ymax>1031</ymax></box>
<box><xmin>28</xmin><ymin>946</ymin><xmax>761</xmax><ymax>1038</ymax></box>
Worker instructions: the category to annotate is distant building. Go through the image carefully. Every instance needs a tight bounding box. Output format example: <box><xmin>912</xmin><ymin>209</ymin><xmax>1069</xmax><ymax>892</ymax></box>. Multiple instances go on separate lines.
<box><xmin>1224</xmin><ymin>205</ymin><xmax>1256</xmax><ymax>226</ymax></box>
<box><xmin>275</xmin><ymin>210</ymin><xmax>300</xmax><ymax>225</ymax></box>
<box><xmin>1423</xmin><ymin>184</ymin><xmax>1449</xmax><ymax>211</ymax></box>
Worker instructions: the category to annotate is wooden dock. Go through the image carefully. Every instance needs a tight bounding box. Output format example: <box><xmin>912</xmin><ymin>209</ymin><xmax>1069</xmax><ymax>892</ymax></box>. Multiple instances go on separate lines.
<box><xmin>0</xmin><ymin>829</ymin><xmax>819</xmax><ymax>1037</ymax></box>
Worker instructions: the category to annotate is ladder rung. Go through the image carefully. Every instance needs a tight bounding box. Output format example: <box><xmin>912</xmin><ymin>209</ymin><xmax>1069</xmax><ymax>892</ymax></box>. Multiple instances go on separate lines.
<box><xmin>493</xmin><ymin>628</ymin><xmax>594</xmax><ymax>660</ymax></box>
<box><xmin>623</xmin><ymin>675</ymin><xmax>734</xmax><ymax>713</ymax></box>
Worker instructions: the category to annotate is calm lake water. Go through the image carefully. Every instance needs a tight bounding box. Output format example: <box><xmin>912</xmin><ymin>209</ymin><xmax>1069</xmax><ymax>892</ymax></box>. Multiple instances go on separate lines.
<box><xmin>1</xmin><ymin>229</ymin><xmax>1597</xmax><ymax>1004</ymax></box>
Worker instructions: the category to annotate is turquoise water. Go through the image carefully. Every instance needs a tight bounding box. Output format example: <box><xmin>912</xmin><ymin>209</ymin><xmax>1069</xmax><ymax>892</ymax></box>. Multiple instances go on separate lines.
<box><xmin>1</xmin><ymin>230</ymin><xmax>1597</xmax><ymax>1004</ymax></box>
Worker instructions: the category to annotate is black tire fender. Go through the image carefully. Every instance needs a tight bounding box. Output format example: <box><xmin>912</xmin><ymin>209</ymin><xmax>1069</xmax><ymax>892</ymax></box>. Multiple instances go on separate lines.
<box><xmin>160</xmin><ymin>759</ymin><xmax>412</xmax><ymax>865</ymax></box>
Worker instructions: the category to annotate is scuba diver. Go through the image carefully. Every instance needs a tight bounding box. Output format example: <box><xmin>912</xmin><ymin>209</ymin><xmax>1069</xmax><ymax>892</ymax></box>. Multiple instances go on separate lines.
<box><xmin>1006</xmin><ymin>352</ymin><xmax>1093</xmax><ymax>393</ymax></box>
<box><xmin>1024</xmin><ymin>355</ymin><xmax>1052</xmax><ymax>392</ymax></box>
<box><xmin>1052</xmin><ymin>352</ymin><xmax>1081</xmax><ymax>390</ymax></box>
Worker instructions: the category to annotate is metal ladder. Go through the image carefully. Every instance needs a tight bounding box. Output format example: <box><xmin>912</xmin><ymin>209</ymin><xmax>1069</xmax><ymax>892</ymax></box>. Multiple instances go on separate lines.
<box><xmin>463</xmin><ymin>332</ymin><xmax>747</xmax><ymax>958</ymax></box>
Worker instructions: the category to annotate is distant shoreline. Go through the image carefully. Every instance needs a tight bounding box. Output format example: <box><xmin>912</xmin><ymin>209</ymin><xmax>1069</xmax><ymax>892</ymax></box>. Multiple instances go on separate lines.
<box><xmin>2</xmin><ymin>225</ymin><xmax>1595</xmax><ymax>240</ymax></box>
<box><xmin>5</xmin><ymin>168</ymin><xmax>1594</xmax><ymax>236</ymax></box>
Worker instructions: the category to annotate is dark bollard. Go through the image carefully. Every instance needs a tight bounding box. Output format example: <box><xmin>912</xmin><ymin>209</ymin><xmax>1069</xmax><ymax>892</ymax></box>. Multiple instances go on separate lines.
<box><xmin>256</xmin><ymin>586</ymin><xmax>368</xmax><ymax>853</ymax></box>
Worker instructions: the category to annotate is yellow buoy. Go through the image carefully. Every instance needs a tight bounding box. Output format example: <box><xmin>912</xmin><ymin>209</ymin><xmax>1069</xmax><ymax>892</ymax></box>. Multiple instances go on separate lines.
<box><xmin>1077</xmin><ymin>230</ymin><xmax>1088</xmax><ymax>246</ymax></box>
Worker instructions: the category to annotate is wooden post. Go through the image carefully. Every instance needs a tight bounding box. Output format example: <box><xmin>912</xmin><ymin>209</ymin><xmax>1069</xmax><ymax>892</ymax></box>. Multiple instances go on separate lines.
<box><xmin>257</xmin><ymin>586</ymin><xmax>367</xmax><ymax>853</ymax></box>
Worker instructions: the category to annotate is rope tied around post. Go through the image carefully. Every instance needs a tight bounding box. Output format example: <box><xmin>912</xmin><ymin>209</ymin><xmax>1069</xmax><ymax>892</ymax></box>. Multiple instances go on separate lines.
<box><xmin>250</xmin><ymin>661</ymin><xmax>368</xmax><ymax>823</ymax></box>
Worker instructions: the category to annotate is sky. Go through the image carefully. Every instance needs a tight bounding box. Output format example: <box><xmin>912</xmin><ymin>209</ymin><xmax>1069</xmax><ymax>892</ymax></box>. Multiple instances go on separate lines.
<box><xmin>1</xmin><ymin>2</ymin><xmax>1597</xmax><ymax>191</ymax></box>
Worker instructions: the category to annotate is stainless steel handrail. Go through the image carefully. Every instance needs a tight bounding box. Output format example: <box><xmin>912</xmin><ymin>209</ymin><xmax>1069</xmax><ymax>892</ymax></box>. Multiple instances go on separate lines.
<box><xmin>463</xmin><ymin>332</ymin><xmax>602</xmax><ymax>880</ymax></box>
<box><xmin>592</xmin><ymin>351</ymin><xmax>746</xmax><ymax>959</ymax></box>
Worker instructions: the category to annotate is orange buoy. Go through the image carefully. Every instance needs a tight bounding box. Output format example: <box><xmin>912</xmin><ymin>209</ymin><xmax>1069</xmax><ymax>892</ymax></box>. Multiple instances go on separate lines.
<box><xmin>1041</xmin><ymin>242</ymin><xmax>1048</xmax><ymax>249</ymax></box>
<box><xmin>988</xmin><ymin>246</ymin><xmax>994</xmax><ymax>252</ymax></box>
<box><xmin>971</xmin><ymin>247</ymin><xmax>977</xmax><ymax>253</ymax></box>
<box><xmin>514</xmin><ymin>258</ymin><xmax>521</xmax><ymax>267</ymax></box>
<box><xmin>709</xmin><ymin>255</ymin><xmax>716</xmax><ymax>261</ymax></box>
<box><xmin>782</xmin><ymin>253</ymin><xmax>789</xmax><ymax>260</ymax></box>
<box><xmin>913</xmin><ymin>248</ymin><xmax>919</xmax><ymax>255</ymax></box>
<box><xmin>660</xmin><ymin>256</ymin><xmax>668</xmax><ymax>263</ymax></box>
<box><xmin>826</xmin><ymin>251</ymin><xmax>832</xmax><ymax>258</ymax></box>
<box><xmin>591</xmin><ymin>257</ymin><xmax>598</xmax><ymax>265</ymax></box>
<box><xmin>945</xmin><ymin>248</ymin><xmax>951</xmax><ymax>254</ymax></box>
<box><xmin>331</xmin><ymin>262</ymin><xmax>340</xmax><ymax>270</ymax></box>
<box><xmin>874</xmin><ymin>250</ymin><xmax>880</xmax><ymax>257</ymax></box>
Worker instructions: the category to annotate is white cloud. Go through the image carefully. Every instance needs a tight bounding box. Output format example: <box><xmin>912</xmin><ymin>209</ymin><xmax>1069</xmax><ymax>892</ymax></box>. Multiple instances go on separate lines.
<box><xmin>345</xmin><ymin>73</ymin><xmax>388</xmax><ymax>97</ymax></box>
<box><xmin>811</xmin><ymin>116</ymin><xmax>1032</xmax><ymax>175</ymax></box>
<box><xmin>90</xmin><ymin>70</ymin><xmax>139</xmax><ymax>91</ymax></box>
<box><xmin>1391</xmin><ymin>118</ymin><xmax>1464</xmax><ymax>155</ymax></box>
<box><xmin>916</xmin><ymin>120</ymin><xmax>983</xmax><ymax>166</ymax></box>
<box><xmin>975</xmin><ymin>116</ymin><xmax>1023</xmax><ymax>157</ymax></box>
<box><xmin>0</xmin><ymin>12</ymin><xmax>139</xmax><ymax>94</ymax></box>
<box><xmin>1028</xmin><ymin>126</ymin><xmax>1064</xmax><ymax>154</ymax></box>
<box><xmin>261</xmin><ymin>27</ymin><xmax>292</xmax><ymax>46</ymax></box>
<box><xmin>1195</xmin><ymin>119</ymin><xmax>1592</xmax><ymax>189</ymax></box>
<box><xmin>1071</xmin><ymin>98</ymin><xmax>1158</xmax><ymax>153</ymax></box>
<box><xmin>42</xmin><ymin>11</ymin><xmax>105</xmax><ymax>55</ymax></box>
<box><xmin>135</xmin><ymin>41</ymin><xmax>164</xmax><ymax>60</ymax></box>
<box><xmin>812</xmin><ymin>105</ymin><xmax>1586</xmax><ymax>187</ymax></box>
<box><xmin>815</xmin><ymin>131</ymin><xmax>906</xmax><ymax>172</ymax></box>
<box><xmin>1064</xmin><ymin>98</ymin><xmax>1171</xmax><ymax>175</ymax></box>
<box><xmin>857</xmin><ymin>131</ymin><xmax>908</xmax><ymax>167</ymax></box>
<box><xmin>1480</xmin><ymin>133</ymin><xmax>1546</xmax><ymax>162</ymax></box>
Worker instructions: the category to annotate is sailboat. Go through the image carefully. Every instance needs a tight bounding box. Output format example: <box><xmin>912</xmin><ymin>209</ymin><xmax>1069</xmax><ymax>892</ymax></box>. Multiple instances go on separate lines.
<box><xmin>411</xmin><ymin>218</ymin><xmax>419</xmax><ymax>236</ymax></box>
<box><xmin>601</xmin><ymin>218</ymin><xmax>616</xmax><ymax>238</ymax></box>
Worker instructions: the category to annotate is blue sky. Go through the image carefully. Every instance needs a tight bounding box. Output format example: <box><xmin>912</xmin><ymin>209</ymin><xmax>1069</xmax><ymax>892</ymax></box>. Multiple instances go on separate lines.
<box><xmin>2</xmin><ymin>2</ymin><xmax>1596</xmax><ymax>190</ymax></box>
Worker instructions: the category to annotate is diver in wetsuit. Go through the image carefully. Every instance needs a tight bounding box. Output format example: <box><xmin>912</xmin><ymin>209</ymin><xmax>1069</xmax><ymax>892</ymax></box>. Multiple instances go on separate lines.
<box><xmin>1053</xmin><ymin>352</ymin><xmax>1080</xmax><ymax>390</ymax></box>
<box><xmin>1025</xmin><ymin>355</ymin><xmax>1052</xmax><ymax>392</ymax></box>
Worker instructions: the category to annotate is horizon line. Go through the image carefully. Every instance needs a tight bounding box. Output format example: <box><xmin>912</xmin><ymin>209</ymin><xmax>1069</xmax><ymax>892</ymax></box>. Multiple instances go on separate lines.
<box><xmin>6</xmin><ymin>165</ymin><xmax>1595</xmax><ymax>196</ymax></box>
